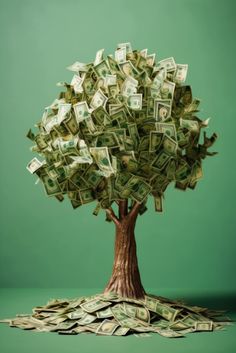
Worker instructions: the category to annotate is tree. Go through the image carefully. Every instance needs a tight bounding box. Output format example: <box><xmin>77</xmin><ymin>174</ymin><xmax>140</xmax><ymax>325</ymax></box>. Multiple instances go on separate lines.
<box><xmin>26</xmin><ymin>43</ymin><xmax>217</xmax><ymax>301</ymax></box>
<box><xmin>0</xmin><ymin>43</ymin><xmax>229</xmax><ymax>337</ymax></box>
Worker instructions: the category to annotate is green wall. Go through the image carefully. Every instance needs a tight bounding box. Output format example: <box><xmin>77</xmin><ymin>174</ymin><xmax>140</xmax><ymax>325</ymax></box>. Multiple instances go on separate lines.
<box><xmin>0</xmin><ymin>0</ymin><xmax>235</xmax><ymax>293</ymax></box>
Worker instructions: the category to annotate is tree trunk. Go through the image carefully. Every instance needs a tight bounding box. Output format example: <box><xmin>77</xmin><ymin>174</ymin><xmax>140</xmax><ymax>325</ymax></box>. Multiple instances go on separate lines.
<box><xmin>104</xmin><ymin>201</ymin><xmax>146</xmax><ymax>299</ymax></box>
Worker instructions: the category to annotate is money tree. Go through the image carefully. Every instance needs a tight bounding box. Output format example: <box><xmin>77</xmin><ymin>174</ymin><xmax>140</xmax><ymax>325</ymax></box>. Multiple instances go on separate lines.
<box><xmin>26</xmin><ymin>43</ymin><xmax>217</xmax><ymax>300</ymax></box>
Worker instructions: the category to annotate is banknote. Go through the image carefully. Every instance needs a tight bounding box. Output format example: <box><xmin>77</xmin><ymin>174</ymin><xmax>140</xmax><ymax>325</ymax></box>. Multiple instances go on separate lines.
<box><xmin>80</xmin><ymin>298</ymin><xmax>111</xmax><ymax>313</ymax></box>
<box><xmin>121</xmin><ymin>75</ymin><xmax>138</xmax><ymax>97</ymax></box>
<box><xmin>73</xmin><ymin>101</ymin><xmax>91</xmax><ymax>123</ymax></box>
<box><xmin>115</xmin><ymin>47</ymin><xmax>127</xmax><ymax>63</ymax></box>
<box><xmin>119</xmin><ymin>60</ymin><xmax>139</xmax><ymax>77</ymax></box>
<box><xmin>160</xmin><ymin>80</ymin><xmax>175</xmax><ymax>101</ymax></box>
<box><xmin>127</xmin><ymin>94</ymin><xmax>142</xmax><ymax>110</ymax></box>
<box><xmin>154</xmin><ymin>101</ymin><xmax>171</xmax><ymax>121</ymax></box>
<box><xmin>66</xmin><ymin>61</ymin><xmax>89</xmax><ymax>72</ymax></box>
<box><xmin>26</xmin><ymin>157</ymin><xmax>44</xmax><ymax>174</ymax></box>
<box><xmin>173</xmin><ymin>64</ymin><xmax>188</xmax><ymax>83</ymax></box>
<box><xmin>156</xmin><ymin>57</ymin><xmax>176</xmax><ymax>72</ymax></box>
<box><xmin>180</xmin><ymin>118</ymin><xmax>199</xmax><ymax>132</ymax></box>
<box><xmin>89</xmin><ymin>146</ymin><xmax>115</xmax><ymax>177</ymax></box>
<box><xmin>41</xmin><ymin>174</ymin><xmax>62</xmax><ymax>196</ymax></box>
<box><xmin>90</xmin><ymin>89</ymin><xmax>108</xmax><ymax>109</ymax></box>
<box><xmin>94</xmin><ymin>59</ymin><xmax>111</xmax><ymax>78</ymax></box>
<box><xmin>94</xmin><ymin>48</ymin><xmax>104</xmax><ymax>66</ymax></box>
<box><xmin>96</xmin><ymin>319</ymin><xmax>119</xmax><ymax>335</ymax></box>
<box><xmin>70</xmin><ymin>74</ymin><xmax>84</xmax><ymax>93</ymax></box>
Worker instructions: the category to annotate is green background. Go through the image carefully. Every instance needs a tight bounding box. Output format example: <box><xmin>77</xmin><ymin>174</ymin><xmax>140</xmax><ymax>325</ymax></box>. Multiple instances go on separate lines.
<box><xmin>0</xmin><ymin>0</ymin><xmax>235</xmax><ymax>352</ymax></box>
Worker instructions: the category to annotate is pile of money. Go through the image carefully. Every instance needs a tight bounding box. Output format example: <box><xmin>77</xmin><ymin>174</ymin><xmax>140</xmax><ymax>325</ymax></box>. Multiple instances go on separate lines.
<box><xmin>0</xmin><ymin>292</ymin><xmax>230</xmax><ymax>337</ymax></box>
<box><xmin>26</xmin><ymin>42</ymin><xmax>217</xmax><ymax>213</ymax></box>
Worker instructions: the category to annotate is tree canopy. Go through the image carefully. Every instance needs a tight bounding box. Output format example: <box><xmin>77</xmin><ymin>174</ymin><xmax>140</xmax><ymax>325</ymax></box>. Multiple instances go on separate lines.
<box><xmin>26</xmin><ymin>43</ymin><xmax>217</xmax><ymax>216</ymax></box>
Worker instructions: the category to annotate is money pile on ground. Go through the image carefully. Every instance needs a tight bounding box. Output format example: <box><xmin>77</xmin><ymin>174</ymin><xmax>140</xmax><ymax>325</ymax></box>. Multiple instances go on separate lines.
<box><xmin>26</xmin><ymin>42</ymin><xmax>217</xmax><ymax>213</ymax></box>
<box><xmin>0</xmin><ymin>292</ymin><xmax>231</xmax><ymax>337</ymax></box>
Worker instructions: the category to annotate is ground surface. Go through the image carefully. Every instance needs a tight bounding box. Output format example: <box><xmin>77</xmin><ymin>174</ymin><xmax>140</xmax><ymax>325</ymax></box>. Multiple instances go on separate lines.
<box><xmin>0</xmin><ymin>288</ymin><xmax>235</xmax><ymax>353</ymax></box>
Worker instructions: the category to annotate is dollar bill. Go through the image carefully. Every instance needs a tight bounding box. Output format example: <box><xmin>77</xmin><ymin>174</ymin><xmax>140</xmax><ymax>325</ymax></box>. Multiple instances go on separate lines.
<box><xmin>66</xmin><ymin>61</ymin><xmax>89</xmax><ymax>72</ymax></box>
<box><xmin>121</xmin><ymin>75</ymin><xmax>138</xmax><ymax>97</ymax></box>
<box><xmin>43</xmin><ymin>115</ymin><xmax>59</xmax><ymax>134</ymax></box>
<box><xmin>194</xmin><ymin>321</ymin><xmax>213</xmax><ymax>331</ymax></box>
<box><xmin>180</xmin><ymin>118</ymin><xmax>199</xmax><ymax>132</ymax></box>
<box><xmin>151</xmin><ymin>151</ymin><xmax>171</xmax><ymax>171</ymax></box>
<box><xmin>73</xmin><ymin>101</ymin><xmax>91</xmax><ymax>123</ymax></box>
<box><xmin>83</xmin><ymin>77</ymin><xmax>96</xmax><ymax>96</ymax></box>
<box><xmin>155</xmin><ymin>328</ymin><xmax>184</xmax><ymax>338</ymax></box>
<box><xmin>54</xmin><ymin>136</ymin><xmax>79</xmax><ymax>154</ymax></box>
<box><xmin>57</xmin><ymin>103</ymin><xmax>71</xmax><ymax>124</ymax></box>
<box><xmin>163</xmin><ymin>134</ymin><xmax>178</xmax><ymax>154</ymax></box>
<box><xmin>114</xmin><ymin>326</ymin><xmax>130</xmax><ymax>335</ymax></box>
<box><xmin>107</xmin><ymin>55</ymin><xmax>120</xmax><ymax>72</ymax></box>
<box><xmin>152</xmin><ymin>68</ymin><xmax>167</xmax><ymax>90</ymax></box>
<box><xmin>156</xmin><ymin>122</ymin><xmax>177</xmax><ymax>140</ymax></box>
<box><xmin>156</xmin><ymin>57</ymin><xmax>176</xmax><ymax>72</ymax></box>
<box><xmin>154</xmin><ymin>195</ymin><xmax>163</xmax><ymax>212</ymax></box>
<box><xmin>89</xmin><ymin>146</ymin><xmax>115</xmax><ymax>177</ymax></box>
<box><xmin>160</xmin><ymin>80</ymin><xmax>175</xmax><ymax>101</ymax></box>
<box><xmin>140</xmin><ymin>48</ymin><xmax>148</xmax><ymax>57</ymax></box>
<box><xmin>173</xmin><ymin>64</ymin><xmax>188</xmax><ymax>84</ymax></box>
<box><xmin>94</xmin><ymin>48</ymin><xmax>104</xmax><ymax>66</ymax></box>
<box><xmin>123</xmin><ymin>303</ymin><xmax>150</xmax><ymax>325</ymax></box>
<box><xmin>130</xmin><ymin>179</ymin><xmax>152</xmax><ymax>203</ymax></box>
<box><xmin>175</xmin><ymin>161</ymin><xmax>191</xmax><ymax>181</ymax></box>
<box><xmin>146</xmin><ymin>53</ymin><xmax>156</xmax><ymax>66</ymax></box>
<box><xmin>184</xmin><ymin>98</ymin><xmax>200</xmax><ymax>113</ymax></box>
<box><xmin>119</xmin><ymin>60</ymin><xmax>139</xmax><ymax>77</ymax></box>
<box><xmin>96</xmin><ymin>131</ymin><xmax>120</xmax><ymax>149</ymax></box>
<box><xmin>90</xmin><ymin>89</ymin><xmax>108</xmax><ymax>110</ymax></box>
<box><xmin>128</xmin><ymin>123</ymin><xmax>140</xmax><ymax>148</ymax></box>
<box><xmin>77</xmin><ymin>313</ymin><xmax>97</xmax><ymax>326</ymax></box>
<box><xmin>190</xmin><ymin>161</ymin><xmax>203</xmax><ymax>182</ymax></box>
<box><xmin>154</xmin><ymin>101</ymin><xmax>171</xmax><ymax>121</ymax></box>
<box><xmin>115</xmin><ymin>47</ymin><xmax>127</xmax><ymax>63</ymax></box>
<box><xmin>149</xmin><ymin>131</ymin><xmax>164</xmax><ymax>152</ymax></box>
<box><xmin>80</xmin><ymin>298</ymin><xmax>111</xmax><ymax>313</ymax></box>
<box><xmin>67</xmin><ymin>308</ymin><xmax>84</xmax><ymax>320</ymax></box>
<box><xmin>93</xmin><ymin>59</ymin><xmax>111</xmax><ymax>78</ymax></box>
<box><xmin>127</xmin><ymin>94</ymin><xmax>142</xmax><ymax>110</ymax></box>
<box><xmin>26</xmin><ymin>157</ymin><xmax>44</xmax><ymax>174</ymax></box>
<box><xmin>84</xmin><ymin>116</ymin><xmax>97</xmax><ymax>133</ymax></box>
<box><xmin>108</xmin><ymin>83</ymin><xmax>119</xmax><ymax>97</ymax></box>
<box><xmin>96</xmin><ymin>307</ymin><xmax>113</xmax><ymax>319</ymax></box>
<box><xmin>117</xmin><ymin>42</ymin><xmax>132</xmax><ymax>53</ymax></box>
<box><xmin>70</xmin><ymin>74</ymin><xmax>84</xmax><ymax>93</ymax></box>
<box><xmin>41</xmin><ymin>175</ymin><xmax>62</xmax><ymax>196</ymax></box>
<box><xmin>63</xmin><ymin>113</ymin><xmax>79</xmax><ymax>135</ymax></box>
<box><xmin>79</xmin><ymin>188</ymin><xmax>95</xmax><ymax>204</ymax></box>
<box><xmin>96</xmin><ymin>319</ymin><xmax>119</xmax><ymax>335</ymax></box>
<box><xmin>104</xmin><ymin>74</ymin><xmax>117</xmax><ymax>86</ymax></box>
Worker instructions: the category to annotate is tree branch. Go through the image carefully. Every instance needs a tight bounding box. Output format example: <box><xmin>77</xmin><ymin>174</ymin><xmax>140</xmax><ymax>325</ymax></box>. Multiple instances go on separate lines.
<box><xmin>128</xmin><ymin>201</ymin><xmax>141</xmax><ymax>220</ymax></box>
<box><xmin>119</xmin><ymin>199</ymin><xmax>128</xmax><ymax>220</ymax></box>
<box><xmin>105</xmin><ymin>207</ymin><xmax>120</xmax><ymax>227</ymax></box>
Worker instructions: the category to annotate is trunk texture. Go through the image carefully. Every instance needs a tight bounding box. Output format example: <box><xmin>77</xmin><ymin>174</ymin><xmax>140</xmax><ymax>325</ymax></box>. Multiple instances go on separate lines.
<box><xmin>104</xmin><ymin>202</ymin><xmax>145</xmax><ymax>299</ymax></box>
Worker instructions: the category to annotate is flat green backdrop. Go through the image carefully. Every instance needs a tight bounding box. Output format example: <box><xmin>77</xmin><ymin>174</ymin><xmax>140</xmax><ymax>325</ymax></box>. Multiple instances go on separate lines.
<box><xmin>0</xmin><ymin>0</ymin><xmax>235</xmax><ymax>295</ymax></box>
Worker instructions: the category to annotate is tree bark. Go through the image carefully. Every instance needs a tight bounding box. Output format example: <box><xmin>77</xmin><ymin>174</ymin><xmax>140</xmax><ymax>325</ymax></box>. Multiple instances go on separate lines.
<box><xmin>104</xmin><ymin>201</ymin><xmax>146</xmax><ymax>299</ymax></box>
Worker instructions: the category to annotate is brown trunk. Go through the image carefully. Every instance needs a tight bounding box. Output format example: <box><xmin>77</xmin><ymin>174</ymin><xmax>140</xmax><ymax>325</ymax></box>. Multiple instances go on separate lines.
<box><xmin>104</xmin><ymin>201</ymin><xmax>146</xmax><ymax>299</ymax></box>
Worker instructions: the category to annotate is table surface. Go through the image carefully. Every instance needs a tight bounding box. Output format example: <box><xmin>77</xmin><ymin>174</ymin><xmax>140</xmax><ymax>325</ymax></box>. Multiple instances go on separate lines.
<box><xmin>0</xmin><ymin>288</ymin><xmax>235</xmax><ymax>353</ymax></box>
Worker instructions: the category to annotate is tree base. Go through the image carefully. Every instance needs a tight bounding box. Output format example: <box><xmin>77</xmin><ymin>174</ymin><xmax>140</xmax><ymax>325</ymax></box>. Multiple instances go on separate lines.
<box><xmin>0</xmin><ymin>292</ymin><xmax>231</xmax><ymax>337</ymax></box>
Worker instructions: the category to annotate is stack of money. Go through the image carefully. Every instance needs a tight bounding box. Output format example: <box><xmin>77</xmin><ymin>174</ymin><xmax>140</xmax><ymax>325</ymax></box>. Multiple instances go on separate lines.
<box><xmin>0</xmin><ymin>292</ymin><xmax>231</xmax><ymax>337</ymax></box>
<box><xmin>26</xmin><ymin>42</ymin><xmax>217</xmax><ymax>213</ymax></box>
